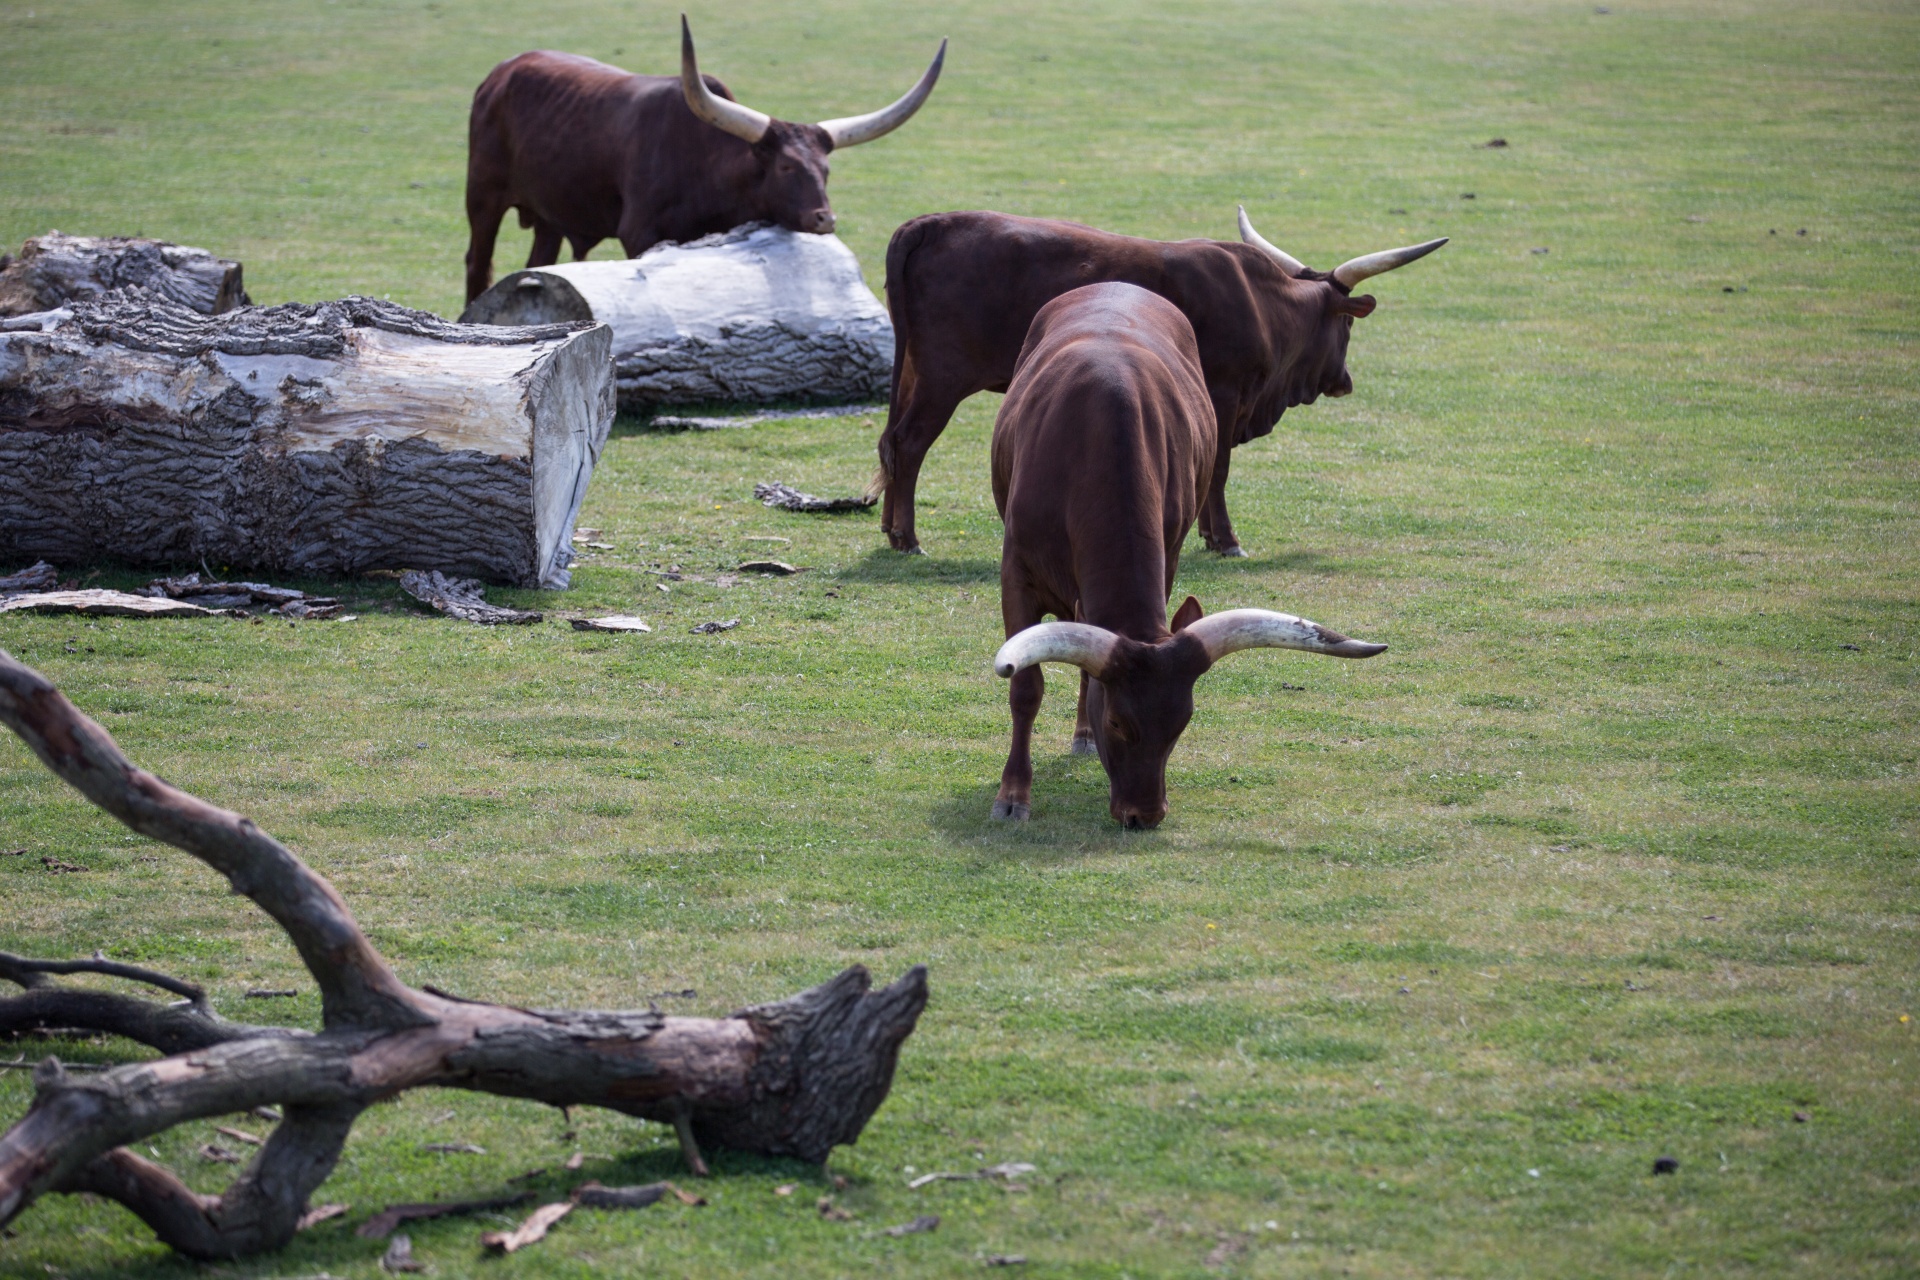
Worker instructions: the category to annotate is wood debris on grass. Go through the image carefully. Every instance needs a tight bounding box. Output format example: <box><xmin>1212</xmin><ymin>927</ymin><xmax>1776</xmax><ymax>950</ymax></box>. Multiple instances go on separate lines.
<box><xmin>357</xmin><ymin>1193</ymin><xmax>535</xmax><ymax>1239</ymax></box>
<box><xmin>571</xmin><ymin>1181</ymin><xmax>668</xmax><ymax>1209</ymax></box>
<box><xmin>480</xmin><ymin>1201</ymin><xmax>572</xmax><ymax>1254</ymax></box>
<box><xmin>0</xmin><ymin>590</ymin><xmax>227</xmax><ymax>619</ymax></box>
<box><xmin>198</xmin><ymin>1142</ymin><xmax>241</xmax><ymax>1164</ymax></box>
<box><xmin>215</xmin><ymin>1124</ymin><xmax>263</xmax><ymax>1146</ymax></box>
<box><xmin>244</xmin><ymin>988</ymin><xmax>297</xmax><ymax>999</ymax></box>
<box><xmin>136</xmin><ymin>572</ymin><xmax>346</xmax><ymax>618</ymax></box>
<box><xmin>818</xmin><ymin>1196</ymin><xmax>855</xmax><ymax>1221</ymax></box>
<box><xmin>754</xmin><ymin>481</ymin><xmax>876</xmax><ymax>513</ymax></box>
<box><xmin>983</xmin><ymin>1254</ymin><xmax>1028</xmax><ymax>1267</ymax></box>
<box><xmin>296</xmin><ymin>1203</ymin><xmax>348</xmax><ymax>1231</ymax></box>
<box><xmin>420</xmin><ymin>1141</ymin><xmax>485</xmax><ymax>1155</ymax></box>
<box><xmin>0</xmin><ymin>561</ymin><xmax>58</xmax><ymax>592</ymax></box>
<box><xmin>398</xmin><ymin>570</ymin><xmax>541</xmax><ymax>626</ymax></box>
<box><xmin>908</xmin><ymin>1161</ymin><xmax>1036</xmax><ymax>1189</ymax></box>
<box><xmin>379</xmin><ymin>1233</ymin><xmax>426</xmax><ymax>1273</ymax></box>
<box><xmin>570</xmin><ymin>615</ymin><xmax>652</xmax><ymax>633</ymax></box>
<box><xmin>564</xmin><ymin>1151</ymin><xmax>585</xmax><ymax>1171</ymax></box>
<box><xmin>690</xmin><ymin>618</ymin><xmax>739</xmax><ymax>635</ymax></box>
<box><xmin>738</xmin><ymin>560</ymin><xmax>802</xmax><ymax>576</ymax></box>
<box><xmin>40</xmin><ymin>856</ymin><xmax>85</xmax><ymax>874</ymax></box>
<box><xmin>870</xmin><ymin>1214</ymin><xmax>939</xmax><ymax>1237</ymax></box>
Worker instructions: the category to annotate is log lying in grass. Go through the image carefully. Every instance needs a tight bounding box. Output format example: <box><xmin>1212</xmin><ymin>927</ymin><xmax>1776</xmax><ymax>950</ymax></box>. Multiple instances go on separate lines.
<box><xmin>459</xmin><ymin>224</ymin><xmax>891</xmax><ymax>409</ymax></box>
<box><xmin>0</xmin><ymin>295</ymin><xmax>614</xmax><ymax>588</ymax></box>
<box><xmin>0</xmin><ymin>647</ymin><xmax>928</xmax><ymax>1261</ymax></box>
<box><xmin>0</xmin><ymin>232</ymin><xmax>248</xmax><ymax>317</ymax></box>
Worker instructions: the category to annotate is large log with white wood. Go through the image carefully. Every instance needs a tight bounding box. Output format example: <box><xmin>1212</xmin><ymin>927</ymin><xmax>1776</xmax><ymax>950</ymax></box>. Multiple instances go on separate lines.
<box><xmin>0</xmin><ymin>232</ymin><xmax>248</xmax><ymax>317</ymax></box>
<box><xmin>459</xmin><ymin>223</ymin><xmax>891</xmax><ymax>409</ymax></box>
<box><xmin>0</xmin><ymin>294</ymin><xmax>614</xmax><ymax>588</ymax></box>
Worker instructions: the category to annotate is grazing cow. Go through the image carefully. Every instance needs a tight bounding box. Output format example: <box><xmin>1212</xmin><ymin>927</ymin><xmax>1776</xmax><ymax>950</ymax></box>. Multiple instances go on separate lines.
<box><xmin>990</xmin><ymin>282</ymin><xmax>1385</xmax><ymax>829</ymax></box>
<box><xmin>878</xmin><ymin>207</ymin><xmax>1445</xmax><ymax>556</ymax></box>
<box><xmin>464</xmin><ymin>17</ymin><xmax>945</xmax><ymax>302</ymax></box>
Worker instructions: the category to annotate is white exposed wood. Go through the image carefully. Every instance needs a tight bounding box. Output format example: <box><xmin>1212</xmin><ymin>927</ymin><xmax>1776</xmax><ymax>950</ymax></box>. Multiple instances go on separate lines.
<box><xmin>0</xmin><ymin>296</ymin><xmax>614</xmax><ymax>589</ymax></box>
<box><xmin>0</xmin><ymin>232</ymin><xmax>248</xmax><ymax>317</ymax></box>
<box><xmin>460</xmin><ymin>224</ymin><xmax>892</xmax><ymax>408</ymax></box>
<box><xmin>0</xmin><ymin>590</ymin><xmax>222</xmax><ymax>619</ymax></box>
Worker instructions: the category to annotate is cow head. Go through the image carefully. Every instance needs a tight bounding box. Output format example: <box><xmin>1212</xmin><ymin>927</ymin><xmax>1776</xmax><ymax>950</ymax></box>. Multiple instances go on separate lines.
<box><xmin>680</xmin><ymin>16</ymin><xmax>945</xmax><ymax>236</ymax></box>
<box><xmin>995</xmin><ymin>599</ymin><xmax>1386</xmax><ymax>828</ymax></box>
<box><xmin>1236</xmin><ymin>205</ymin><xmax>1446</xmax><ymax>404</ymax></box>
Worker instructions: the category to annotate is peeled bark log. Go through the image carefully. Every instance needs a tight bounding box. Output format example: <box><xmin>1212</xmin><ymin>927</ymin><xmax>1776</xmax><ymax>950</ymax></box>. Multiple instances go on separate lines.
<box><xmin>459</xmin><ymin>224</ymin><xmax>892</xmax><ymax>410</ymax></box>
<box><xmin>0</xmin><ymin>232</ymin><xmax>248</xmax><ymax>317</ymax></box>
<box><xmin>0</xmin><ymin>649</ymin><xmax>928</xmax><ymax>1260</ymax></box>
<box><xmin>0</xmin><ymin>295</ymin><xmax>614</xmax><ymax>588</ymax></box>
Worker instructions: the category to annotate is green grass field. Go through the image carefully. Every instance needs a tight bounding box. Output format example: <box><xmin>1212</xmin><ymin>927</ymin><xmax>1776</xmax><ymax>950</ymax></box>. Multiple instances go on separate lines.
<box><xmin>2</xmin><ymin>0</ymin><xmax>1917</xmax><ymax>1275</ymax></box>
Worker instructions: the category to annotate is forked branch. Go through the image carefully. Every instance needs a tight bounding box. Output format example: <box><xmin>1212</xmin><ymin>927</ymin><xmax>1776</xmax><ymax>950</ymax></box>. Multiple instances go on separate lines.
<box><xmin>0</xmin><ymin>648</ymin><xmax>927</xmax><ymax>1259</ymax></box>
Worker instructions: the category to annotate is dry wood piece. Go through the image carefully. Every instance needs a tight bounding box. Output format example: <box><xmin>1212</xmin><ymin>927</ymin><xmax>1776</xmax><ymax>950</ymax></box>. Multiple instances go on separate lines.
<box><xmin>0</xmin><ymin>590</ymin><xmax>225</xmax><ymax>620</ymax></box>
<box><xmin>399</xmin><ymin>570</ymin><xmax>542</xmax><ymax>626</ymax></box>
<box><xmin>460</xmin><ymin>224</ymin><xmax>891</xmax><ymax>410</ymax></box>
<box><xmin>420</xmin><ymin>1141</ymin><xmax>485</xmax><ymax>1155</ymax></box>
<box><xmin>0</xmin><ymin>646</ymin><xmax>928</xmax><ymax>1262</ymax></box>
<box><xmin>569</xmin><ymin>615</ymin><xmax>652</xmax><ymax>633</ymax></box>
<box><xmin>690</xmin><ymin>618</ymin><xmax>740</xmax><ymax>635</ymax></box>
<box><xmin>0</xmin><ymin>295</ymin><xmax>613</xmax><ymax>588</ymax></box>
<box><xmin>738</xmin><ymin>560</ymin><xmax>800</xmax><ymax>576</ymax></box>
<box><xmin>296</xmin><ymin>1202</ymin><xmax>347</xmax><ymax>1231</ymax></box>
<box><xmin>0</xmin><ymin>562</ymin><xmax>58</xmax><ymax>593</ymax></box>
<box><xmin>137</xmin><ymin>573</ymin><xmax>345</xmax><ymax>618</ymax></box>
<box><xmin>0</xmin><ymin>232</ymin><xmax>248</xmax><ymax>317</ymax></box>
<box><xmin>651</xmin><ymin>403</ymin><xmax>883</xmax><ymax>432</ymax></box>
<box><xmin>755</xmin><ymin>481</ymin><xmax>877</xmax><ymax>514</ymax></box>
<box><xmin>570</xmin><ymin>1181</ymin><xmax>666</xmax><ymax>1210</ymax></box>
<box><xmin>215</xmin><ymin>1125</ymin><xmax>264</xmax><ymax>1147</ymax></box>
<box><xmin>481</xmin><ymin>1200</ymin><xmax>573</xmax><ymax>1254</ymax></box>
<box><xmin>873</xmin><ymin>1214</ymin><xmax>940</xmax><ymax>1237</ymax></box>
<box><xmin>380</xmin><ymin>1232</ymin><xmax>426</xmax><ymax>1272</ymax></box>
<box><xmin>356</xmin><ymin>1192</ymin><xmax>535</xmax><ymax>1240</ymax></box>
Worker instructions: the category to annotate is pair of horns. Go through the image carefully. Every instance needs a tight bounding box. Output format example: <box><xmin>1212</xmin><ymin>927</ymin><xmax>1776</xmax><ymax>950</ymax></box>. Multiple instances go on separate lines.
<box><xmin>681</xmin><ymin>15</ymin><xmax>947</xmax><ymax>149</ymax></box>
<box><xmin>995</xmin><ymin>609</ymin><xmax>1386</xmax><ymax>680</ymax></box>
<box><xmin>1237</xmin><ymin>205</ymin><xmax>1449</xmax><ymax>288</ymax></box>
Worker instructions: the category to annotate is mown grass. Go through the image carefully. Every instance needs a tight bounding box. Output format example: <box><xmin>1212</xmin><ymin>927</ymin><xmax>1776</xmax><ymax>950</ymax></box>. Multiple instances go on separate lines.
<box><xmin>2</xmin><ymin>0</ymin><xmax>1917</xmax><ymax>1275</ymax></box>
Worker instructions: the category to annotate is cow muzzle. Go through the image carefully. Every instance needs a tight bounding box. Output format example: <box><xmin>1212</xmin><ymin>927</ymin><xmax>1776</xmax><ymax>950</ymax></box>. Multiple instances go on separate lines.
<box><xmin>1112</xmin><ymin>799</ymin><xmax>1168</xmax><ymax>830</ymax></box>
<box><xmin>805</xmin><ymin>208</ymin><xmax>837</xmax><ymax>234</ymax></box>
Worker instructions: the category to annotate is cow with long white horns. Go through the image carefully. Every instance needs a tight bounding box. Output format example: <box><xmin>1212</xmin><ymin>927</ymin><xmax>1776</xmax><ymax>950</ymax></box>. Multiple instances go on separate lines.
<box><xmin>989</xmin><ymin>282</ymin><xmax>1385</xmax><ymax>830</ymax></box>
<box><xmin>877</xmin><ymin>207</ymin><xmax>1445</xmax><ymax>556</ymax></box>
<box><xmin>463</xmin><ymin>16</ymin><xmax>945</xmax><ymax>302</ymax></box>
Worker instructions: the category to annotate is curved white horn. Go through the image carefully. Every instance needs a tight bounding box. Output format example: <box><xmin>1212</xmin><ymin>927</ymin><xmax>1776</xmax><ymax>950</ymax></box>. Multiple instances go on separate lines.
<box><xmin>994</xmin><ymin>621</ymin><xmax>1121</xmax><ymax>680</ymax></box>
<box><xmin>1331</xmin><ymin>237</ymin><xmax>1449</xmax><ymax>288</ymax></box>
<box><xmin>1184</xmin><ymin>608</ymin><xmax>1386</xmax><ymax>663</ymax></box>
<box><xmin>818</xmin><ymin>37</ymin><xmax>947</xmax><ymax>148</ymax></box>
<box><xmin>681</xmin><ymin>15</ymin><xmax>772</xmax><ymax>144</ymax></box>
<box><xmin>1236</xmin><ymin>205</ymin><xmax>1309</xmax><ymax>277</ymax></box>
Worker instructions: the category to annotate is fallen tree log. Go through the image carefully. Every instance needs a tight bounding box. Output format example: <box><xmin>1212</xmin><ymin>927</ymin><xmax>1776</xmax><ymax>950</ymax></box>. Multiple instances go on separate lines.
<box><xmin>0</xmin><ymin>295</ymin><xmax>614</xmax><ymax>588</ymax></box>
<box><xmin>0</xmin><ymin>231</ymin><xmax>248</xmax><ymax>317</ymax></box>
<box><xmin>459</xmin><ymin>224</ymin><xmax>891</xmax><ymax>410</ymax></box>
<box><xmin>0</xmin><ymin>647</ymin><xmax>927</xmax><ymax>1261</ymax></box>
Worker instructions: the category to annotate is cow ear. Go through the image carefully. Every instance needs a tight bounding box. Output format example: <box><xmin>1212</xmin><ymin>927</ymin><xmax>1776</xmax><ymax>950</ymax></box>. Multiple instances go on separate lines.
<box><xmin>1330</xmin><ymin>292</ymin><xmax>1377</xmax><ymax>319</ymax></box>
<box><xmin>1170</xmin><ymin>596</ymin><xmax>1205</xmax><ymax>633</ymax></box>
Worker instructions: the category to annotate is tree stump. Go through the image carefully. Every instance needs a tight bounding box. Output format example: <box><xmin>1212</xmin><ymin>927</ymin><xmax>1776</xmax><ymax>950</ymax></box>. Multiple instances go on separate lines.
<box><xmin>0</xmin><ymin>648</ymin><xmax>928</xmax><ymax>1260</ymax></box>
<box><xmin>0</xmin><ymin>232</ymin><xmax>248</xmax><ymax>317</ymax></box>
<box><xmin>459</xmin><ymin>224</ymin><xmax>892</xmax><ymax>410</ymax></box>
<box><xmin>0</xmin><ymin>295</ymin><xmax>614</xmax><ymax>588</ymax></box>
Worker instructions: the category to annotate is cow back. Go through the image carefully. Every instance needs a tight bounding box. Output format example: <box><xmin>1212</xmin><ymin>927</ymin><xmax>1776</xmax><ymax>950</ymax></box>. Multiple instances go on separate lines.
<box><xmin>992</xmin><ymin>283</ymin><xmax>1216</xmax><ymax>640</ymax></box>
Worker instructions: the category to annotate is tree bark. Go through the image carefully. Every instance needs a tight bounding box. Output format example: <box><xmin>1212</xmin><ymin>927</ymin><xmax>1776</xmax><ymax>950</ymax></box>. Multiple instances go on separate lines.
<box><xmin>0</xmin><ymin>649</ymin><xmax>927</xmax><ymax>1260</ymax></box>
<box><xmin>0</xmin><ymin>232</ymin><xmax>249</xmax><ymax>318</ymax></box>
<box><xmin>0</xmin><ymin>295</ymin><xmax>614</xmax><ymax>588</ymax></box>
<box><xmin>459</xmin><ymin>224</ymin><xmax>892</xmax><ymax>410</ymax></box>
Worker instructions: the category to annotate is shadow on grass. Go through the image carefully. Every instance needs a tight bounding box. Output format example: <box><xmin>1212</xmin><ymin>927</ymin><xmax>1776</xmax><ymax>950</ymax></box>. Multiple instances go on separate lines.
<box><xmin>835</xmin><ymin>547</ymin><xmax>1000</xmax><ymax>585</ymax></box>
<box><xmin>927</xmin><ymin>752</ymin><xmax>1169</xmax><ymax>860</ymax></box>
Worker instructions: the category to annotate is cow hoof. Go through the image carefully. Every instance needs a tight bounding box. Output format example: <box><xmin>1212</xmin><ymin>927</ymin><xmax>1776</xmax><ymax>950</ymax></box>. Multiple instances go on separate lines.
<box><xmin>1069</xmin><ymin>734</ymin><xmax>1097</xmax><ymax>756</ymax></box>
<box><xmin>1216</xmin><ymin>544</ymin><xmax>1249</xmax><ymax>558</ymax></box>
<box><xmin>990</xmin><ymin>800</ymin><xmax>1031</xmax><ymax>822</ymax></box>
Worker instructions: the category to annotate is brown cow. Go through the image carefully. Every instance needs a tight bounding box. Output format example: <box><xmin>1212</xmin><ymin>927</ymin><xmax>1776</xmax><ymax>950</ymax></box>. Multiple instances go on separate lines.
<box><xmin>878</xmin><ymin>207</ymin><xmax>1444</xmax><ymax>556</ymax></box>
<box><xmin>463</xmin><ymin>17</ymin><xmax>945</xmax><ymax>302</ymax></box>
<box><xmin>990</xmin><ymin>282</ymin><xmax>1385</xmax><ymax>829</ymax></box>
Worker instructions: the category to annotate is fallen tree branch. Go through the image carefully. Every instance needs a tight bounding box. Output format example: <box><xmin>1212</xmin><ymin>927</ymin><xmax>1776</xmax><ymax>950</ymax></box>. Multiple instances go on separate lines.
<box><xmin>0</xmin><ymin>646</ymin><xmax>928</xmax><ymax>1260</ymax></box>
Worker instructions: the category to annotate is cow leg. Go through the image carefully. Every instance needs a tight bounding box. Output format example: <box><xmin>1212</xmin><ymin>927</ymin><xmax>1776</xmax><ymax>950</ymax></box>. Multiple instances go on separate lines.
<box><xmin>994</xmin><ymin>666</ymin><xmax>1045</xmax><ymax>821</ymax></box>
<box><xmin>1070</xmin><ymin>672</ymin><xmax>1096</xmax><ymax>755</ymax></box>
<box><xmin>527</xmin><ymin>222</ymin><xmax>564</xmax><ymax>270</ymax></box>
<box><xmin>463</xmin><ymin>196</ymin><xmax>508</xmax><ymax>305</ymax></box>
<box><xmin>878</xmin><ymin>367</ymin><xmax>968</xmax><ymax>555</ymax></box>
<box><xmin>993</xmin><ymin>595</ymin><xmax>1046</xmax><ymax>821</ymax></box>
<box><xmin>568</xmin><ymin>235</ymin><xmax>599</xmax><ymax>262</ymax></box>
<box><xmin>1199</xmin><ymin>445</ymin><xmax>1247</xmax><ymax>557</ymax></box>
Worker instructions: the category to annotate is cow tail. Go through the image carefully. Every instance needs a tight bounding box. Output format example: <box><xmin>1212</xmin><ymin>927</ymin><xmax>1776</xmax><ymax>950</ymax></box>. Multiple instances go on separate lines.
<box><xmin>875</xmin><ymin>218</ymin><xmax>929</xmax><ymax>489</ymax></box>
